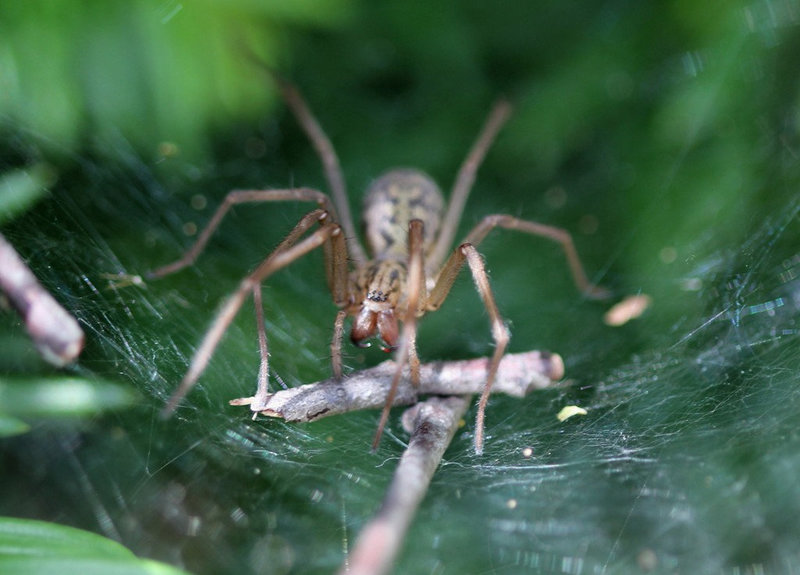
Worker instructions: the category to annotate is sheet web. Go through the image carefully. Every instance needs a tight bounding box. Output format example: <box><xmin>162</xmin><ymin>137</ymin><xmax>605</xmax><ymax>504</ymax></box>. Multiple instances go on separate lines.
<box><xmin>3</xmin><ymin>95</ymin><xmax>800</xmax><ymax>575</ymax></box>
<box><xmin>418</xmin><ymin>197</ymin><xmax>800</xmax><ymax>574</ymax></box>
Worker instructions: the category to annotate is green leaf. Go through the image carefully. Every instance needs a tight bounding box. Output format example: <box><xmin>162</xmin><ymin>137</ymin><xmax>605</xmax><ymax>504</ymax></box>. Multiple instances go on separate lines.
<box><xmin>0</xmin><ymin>414</ymin><xmax>29</xmax><ymax>437</ymax></box>
<box><xmin>0</xmin><ymin>517</ymin><xmax>191</xmax><ymax>575</ymax></box>
<box><xmin>0</xmin><ymin>0</ymin><xmax>354</xmax><ymax>162</ymax></box>
<box><xmin>0</xmin><ymin>164</ymin><xmax>55</xmax><ymax>225</ymax></box>
<box><xmin>0</xmin><ymin>377</ymin><xmax>138</xmax><ymax>418</ymax></box>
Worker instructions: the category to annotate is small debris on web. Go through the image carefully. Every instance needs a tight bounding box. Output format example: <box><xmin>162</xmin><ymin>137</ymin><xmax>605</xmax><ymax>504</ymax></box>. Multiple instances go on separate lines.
<box><xmin>604</xmin><ymin>294</ymin><xmax>652</xmax><ymax>326</ymax></box>
<box><xmin>100</xmin><ymin>272</ymin><xmax>145</xmax><ymax>290</ymax></box>
<box><xmin>557</xmin><ymin>405</ymin><xmax>587</xmax><ymax>422</ymax></box>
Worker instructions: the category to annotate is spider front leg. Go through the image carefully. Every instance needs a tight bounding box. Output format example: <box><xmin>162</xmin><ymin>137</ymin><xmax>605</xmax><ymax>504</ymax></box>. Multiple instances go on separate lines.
<box><xmin>251</xmin><ymin>217</ymin><xmax>348</xmax><ymax>410</ymax></box>
<box><xmin>161</xmin><ymin>209</ymin><xmax>348</xmax><ymax>416</ymax></box>
<box><xmin>427</xmin><ymin>244</ymin><xmax>510</xmax><ymax>455</ymax></box>
<box><xmin>372</xmin><ymin>219</ymin><xmax>427</xmax><ymax>451</ymax></box>
<box><xmin>331</xmin><ymin>309</ymin><xmax>348</xmax><ymax>380</ymax></box>
<box><xmin>425</xmin><ymin>213</ymin><xmax>609</xmax><ymax>453</ymax></box>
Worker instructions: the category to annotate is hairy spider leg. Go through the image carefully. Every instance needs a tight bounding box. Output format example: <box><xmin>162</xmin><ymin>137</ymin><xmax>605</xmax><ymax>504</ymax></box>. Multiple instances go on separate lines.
<box><xmin>250</xmin><ymin>208</ymin><xmax>349</xmax><ymax>410</ymax></box>
<box><xmin>424</xmin><ymin>242</ymin><xmax>510</xmax><ymax>455</ymax></box>
<box><xmin>425</xmin><ymin>213</ymin><xmax>610</xmax><ymax>453</ymax></box>
<box><xmin>148</xmin><ymin>188</ymin><xmax>350</xmax><ymax>414</ymax></box>
<box><xmin>147</xmin><ymin>188</ymin><xmax>337</xmax><ymax>279</ymax></box>
<box><xmin>272</xmin><ymin>75</ymin><xmax>367</xmax><ymax>265</ymax></box>
<box><xmin>331</xmin><ymin>309</ymin><xmax>348</xmax><ymax>380</ymax></box>
<box><xmin>427</xmin><ymin>99</ymin><xmax>513</xmax><ymax>272</ymax></box>
<box><xmin>463</xmin><ymin>214</ymin><xmax>611</xmax><ymax>300</ymax></box>
<box><xmin>267</xmin><ymin>74</ymin><xmax>376</xmax><ymax>383</ymax></box>
<box><xmin>252</xmin><ymin>282</ymin><xmax>268</xmax><ymax>415</ymax></box>
<box><xmin>160</xmin><ymin>208</ymin><xmax>348</xmax><ymax>417</ymax></box>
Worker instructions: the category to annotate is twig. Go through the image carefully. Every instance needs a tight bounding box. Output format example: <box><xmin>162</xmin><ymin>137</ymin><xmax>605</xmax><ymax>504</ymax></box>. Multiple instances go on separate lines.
<box><xmin>339</xmin><ymin>395</ymin><xmax>470</xmax><ymax>575</ymax></box>
<box><xmin>229</xmin><ymin>350</ymin><xmax>562</xmax><ymax>574</ymax></box>
<box><xmin>0</xmin><ymin>233</ymin><xmax>84</xmax><ymax>366</ymax></box>
<box><xmin>230</xmin><ymin>350</ymin><xmax>563</xmax><ymax>422</ymax></box>
<box><xmin>229</xmin><ymin>350</ymin><xmax>563</xmax><ymax>574</ymax></box>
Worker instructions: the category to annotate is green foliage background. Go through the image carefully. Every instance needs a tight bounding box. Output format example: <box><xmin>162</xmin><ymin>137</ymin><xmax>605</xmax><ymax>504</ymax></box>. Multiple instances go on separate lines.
<box><xmin>2</xmin><ymin>1</ymin><xmax>800</xmax><ymax>574</ymax></box>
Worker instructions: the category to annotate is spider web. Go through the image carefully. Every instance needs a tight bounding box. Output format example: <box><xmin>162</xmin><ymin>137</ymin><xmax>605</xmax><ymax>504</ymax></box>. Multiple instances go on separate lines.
<box><xmin>2</xmin><ymin>128</ymin><xmax>799</xmax><ymax>575</ymax></box>
<box><xmin>3</xmin><ymin>25</ymin><xmax>800</xmax><ymax>575</ymax></box>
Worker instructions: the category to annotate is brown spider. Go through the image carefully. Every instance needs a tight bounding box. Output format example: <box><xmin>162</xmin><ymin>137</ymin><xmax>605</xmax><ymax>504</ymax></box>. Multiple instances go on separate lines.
<box><xmin>154</xmin><ymin>75</ymin><xmax>608</xmax><ymax>454</ymax></box>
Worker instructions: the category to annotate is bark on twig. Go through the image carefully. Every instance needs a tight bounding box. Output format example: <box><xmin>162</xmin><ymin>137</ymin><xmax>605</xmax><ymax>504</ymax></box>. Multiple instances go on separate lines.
<box><xmin>0</xmin><ymin>233</ymin><xmax>84</xmax><ymax>366</ymax></box>
<box><xmin>230</xmin><ymin>350</ymin><xmax>563</xmax><ymax>422</ymax></box>
<box><xmin>339</xmin><ymin>395</ymin><xmax>470</xmax><ymax>575</ymax></box>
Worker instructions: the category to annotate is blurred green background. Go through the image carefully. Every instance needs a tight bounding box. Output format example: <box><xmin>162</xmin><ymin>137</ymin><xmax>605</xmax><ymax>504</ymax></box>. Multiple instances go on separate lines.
<box><xmin>2</xmin><ymin>1</ymin><xmax>800</xmax><ymax>574</ymax></box>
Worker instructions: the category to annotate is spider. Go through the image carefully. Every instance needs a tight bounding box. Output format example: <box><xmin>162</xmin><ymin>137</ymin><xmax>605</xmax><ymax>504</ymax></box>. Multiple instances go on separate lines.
<box><xmin>153</xmin><ymin>75</ymin><xmax>608</xmax><ymax>454</ymax></box>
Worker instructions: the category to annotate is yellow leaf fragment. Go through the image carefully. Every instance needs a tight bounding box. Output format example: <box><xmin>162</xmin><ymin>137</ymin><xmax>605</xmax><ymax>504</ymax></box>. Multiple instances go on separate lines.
<box><xmin>557</xmin><ymin>405</ymin><xmax>587</xmax><ymax>422</ymax></box>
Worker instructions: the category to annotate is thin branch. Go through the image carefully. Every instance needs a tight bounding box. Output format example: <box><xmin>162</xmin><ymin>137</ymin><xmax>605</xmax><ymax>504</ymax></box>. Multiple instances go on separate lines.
<box><xmin>339</xmin><ymin>395</ymin><xmax>470</xmax><ymax>575</ymax></box>
<box><xmin>229</xmin><ymin>350</ymin><xmax>563</xmax><ymax>574</ymax></box>
<box><xmin>0</xmin><ymin>232</ymin><xmax>84</xmax><ymax>366</ymax></box>
<box><xmin>230</xmin><ymin>350</ymin><xmax>563</xmax><ymax>423</ymax></box>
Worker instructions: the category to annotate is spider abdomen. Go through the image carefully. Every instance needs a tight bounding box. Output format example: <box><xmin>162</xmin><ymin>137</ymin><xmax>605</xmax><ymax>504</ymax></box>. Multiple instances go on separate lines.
<box><xmin>362</xmin><ymin>169</ymin><xmax>444</xmax><ymax>259</ymax></box>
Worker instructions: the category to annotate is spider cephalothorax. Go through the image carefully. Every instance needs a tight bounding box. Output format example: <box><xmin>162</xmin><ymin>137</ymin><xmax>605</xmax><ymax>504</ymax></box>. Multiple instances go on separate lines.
<box><xmin>349</xmin><ymin>169</ymin><xmax>444</xmax><ymax>351</ymax></box>
<box><xmin>349</xmin><ymin>259</ymin><xmax>405</xmax><ymax>350</ymax></box>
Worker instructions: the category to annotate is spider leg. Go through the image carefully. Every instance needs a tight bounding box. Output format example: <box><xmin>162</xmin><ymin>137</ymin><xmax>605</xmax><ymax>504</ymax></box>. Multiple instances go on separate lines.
<box><xmin>148</xmin><ymin>188</ymin><xmax>337</xmax><ymax>279</ymax></box>
<box><xmin>428</xmin><ymin>99</ymin><xmax>512</xmax><ymax>270</ymax></box>
<box><xmin>372</xmin><ymin>219</ymin><xmax>426</xmax><ymax>451</ymax></box>
<box><xmin>462</xmin><ymin>214</ymin><xmax>610</xmax><ymax>299</ymax></box>
<box><xmin>425</xmin><ymin>212</ymin><xmax>609</xmax><ymax>452</ymax></box>
<box><xmin>331</xmin><ymin>309</ymin><xmax>348</xmax><ymax>380</ymax></box>
<box><xmin>254</xmin><ymin>210</ymin><xmax>348</xmax><ymax>409</ymax></box>
<box><xmin>252</xmin><ymin>282</ymin><xmax>269</xmax><ymax>416</ymax></box>
<box><xmin>161</xmin><ymin>210</ymin><xmax>346</xmax><ymax>417</ymax></box>
<box><xmin>271</xmin><ymin>76</ymin><xmax>368</xmax><ymax>265</ymax></box>
<box><xmin>426</xmin><ymin>243</ymin><xmax>510</xmax><ymax>455</ymax></box>
<box><xmin>252</xmin><ymin>208</ymin><xmax>348</xmax><ymax>405</ymax></box>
